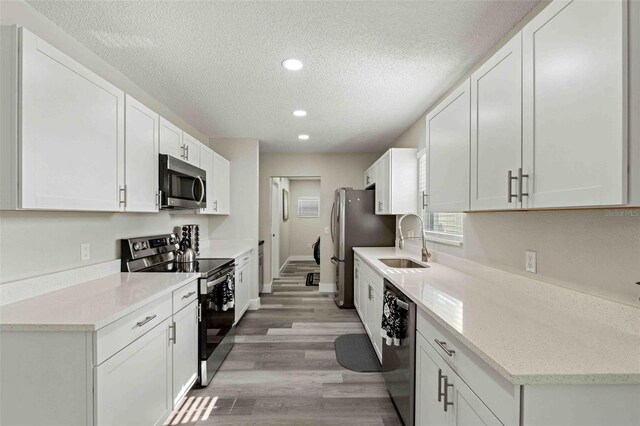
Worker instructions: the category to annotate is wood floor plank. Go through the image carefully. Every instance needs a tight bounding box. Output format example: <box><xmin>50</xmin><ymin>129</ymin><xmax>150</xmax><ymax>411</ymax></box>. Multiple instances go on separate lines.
<box><xmin>172</xmin><ymin>260</ymin><xmax>399</xmax><ymax>425</ymax></box>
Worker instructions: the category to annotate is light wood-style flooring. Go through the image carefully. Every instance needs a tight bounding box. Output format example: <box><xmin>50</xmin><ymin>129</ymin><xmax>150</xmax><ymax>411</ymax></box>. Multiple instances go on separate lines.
<box><xmin>165</xmin><ymin>260</ymin><xmax>400</xmax><ymax>425</ymax></box>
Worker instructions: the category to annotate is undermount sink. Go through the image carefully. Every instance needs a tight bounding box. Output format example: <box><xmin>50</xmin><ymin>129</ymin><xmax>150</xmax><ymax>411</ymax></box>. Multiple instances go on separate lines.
<box><xmin>378</xmin><ymin>258</ymin><xmax>428</xmax><ymax>269</ymax></box>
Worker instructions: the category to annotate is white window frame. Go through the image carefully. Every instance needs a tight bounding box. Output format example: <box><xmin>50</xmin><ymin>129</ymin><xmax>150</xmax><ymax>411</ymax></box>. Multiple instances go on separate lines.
<box><xmin>417</xmin><ymin>149</ymin><xmax>463</xmax><ymax>246</ymax></box>
<box><xmin>297</xmin><ymin>197</ymin><xmax>320</xmax><ymax>218</ymax></box>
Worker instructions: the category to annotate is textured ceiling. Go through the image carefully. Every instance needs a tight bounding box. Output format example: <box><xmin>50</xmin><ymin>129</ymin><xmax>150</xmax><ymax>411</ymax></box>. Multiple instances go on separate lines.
<box><xmin>27</xmin><ymin>0</ymin><xmax>538</xmax><ymax>153</ymax></box>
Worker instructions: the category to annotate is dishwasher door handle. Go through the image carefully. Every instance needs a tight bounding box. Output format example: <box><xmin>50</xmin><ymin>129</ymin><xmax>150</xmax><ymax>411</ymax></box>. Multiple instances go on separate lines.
<box><xmin>396</xmin><ymin>299</ymin><xmax>409</xmax><ymax>310</ymax></box>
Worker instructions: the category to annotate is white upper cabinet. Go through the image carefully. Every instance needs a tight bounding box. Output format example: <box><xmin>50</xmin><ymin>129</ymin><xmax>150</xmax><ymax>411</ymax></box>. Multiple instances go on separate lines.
<box><xmin>124</xmin><ymin>95</ymin><xmax>159</xmax><ymax>213</ymax></box>
<box><xmin>199</xmin><ymin>144</ymin><xmax>215</xmax><ymax>214</ymax></box>
<box><xmin>522</xmin><ymin>0</ymin><xmax>628</xmax><ymax>208</ymax></box>
<box><xmin>364</xmin><ymin>164</ymin><xmax>376</xmax><ymax>189</ymax></box>
<box><xmin>212</xmin><ymin>152</ymin><xmax>230</xmax><ymax>215</ymax></box>
<box><xmin>182</xmin><ymin>132</ymin><xmax>201</xmax><ymax>167</ymax></box>
<box><xmin>425</xmin><ymin>79</ymin><xmax>471</xmax><ymax>212</ymax></box>
<box><xmin>372</xmin><ymin>148</ymin><xmax>418</xmax><ymax>215</ymax></box>
<box><xmin>159</xmin><ymin>117</ymin><xmax>184</xmax><ymax>160</ymax></box>
<box><xmin>470</xmin><ymin>33</ymin><xmax>523</xmax><ymax>211</ymax></box>
<box><xmin>15</xmin><ymin>28</ymin><xmax>125</xmax><ymax>211</ymax></box>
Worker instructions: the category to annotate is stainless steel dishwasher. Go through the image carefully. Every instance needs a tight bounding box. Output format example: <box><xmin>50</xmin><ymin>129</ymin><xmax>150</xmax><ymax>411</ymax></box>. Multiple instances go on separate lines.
<box><xmin>382</xmin><ymin>279</ymin><xmax>416</xmax><ymax>426</ymax></box>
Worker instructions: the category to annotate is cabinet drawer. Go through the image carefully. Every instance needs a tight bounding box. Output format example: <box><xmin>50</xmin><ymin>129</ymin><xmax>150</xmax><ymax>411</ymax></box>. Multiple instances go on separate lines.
<box><xmin>96</xmin><ymin>294</ymin><xmax>172</xmax><ymax>365</ymax></box>
<box><xmin>417</xmin><ymin>309</ymin><xmax>519</xmax><ymax>425</ymax></box>
<box><xmin>235</xmin><ymin>251</ymin><xmax>251</xmax><ymax>269</ymax></box>
<box><xmin>172</xmin><ymin>280</ymin><xmax>198</xmax><ymax>313</ymax></box>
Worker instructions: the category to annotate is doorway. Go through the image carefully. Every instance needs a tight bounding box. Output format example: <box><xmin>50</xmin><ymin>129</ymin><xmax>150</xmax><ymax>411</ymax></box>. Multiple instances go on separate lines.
<box><xmin>270</xmin><ymin>177</ymin><xmax>322</xmax><ymax>282</ymax></box>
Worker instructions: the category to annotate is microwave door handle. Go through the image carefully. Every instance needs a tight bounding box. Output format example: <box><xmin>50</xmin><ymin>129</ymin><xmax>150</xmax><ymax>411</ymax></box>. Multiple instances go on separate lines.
<box><xmin>197</xmin><ymin>176</ymin><xmax>205</xmax><ymax>204</ymax></box>
<box><xmin>191</xmin><ymin>178</ymin><xmax>197</xmax><ymax>203</ymax></box>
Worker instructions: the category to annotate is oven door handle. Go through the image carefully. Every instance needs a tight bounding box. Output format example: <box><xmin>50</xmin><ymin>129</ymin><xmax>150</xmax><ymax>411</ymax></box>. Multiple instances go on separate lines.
<box><xmin>206</xmin><ymin>275</ymin><xmax>228</xmax><ymax>289</ymax></box>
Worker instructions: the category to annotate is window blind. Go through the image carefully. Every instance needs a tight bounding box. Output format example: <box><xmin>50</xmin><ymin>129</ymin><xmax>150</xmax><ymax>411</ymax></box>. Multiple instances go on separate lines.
<box><xmin>297</xmin><ymin>197</ymin><xmax>320</xmax><ymax>217</ymax></box>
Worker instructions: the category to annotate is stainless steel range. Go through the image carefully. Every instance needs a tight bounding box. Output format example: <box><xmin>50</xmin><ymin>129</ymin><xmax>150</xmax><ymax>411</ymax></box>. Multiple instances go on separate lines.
<box><xmin>121</xmin><ymin>233</ymin><xmax>235</xmax><ymax>386</ymax></box>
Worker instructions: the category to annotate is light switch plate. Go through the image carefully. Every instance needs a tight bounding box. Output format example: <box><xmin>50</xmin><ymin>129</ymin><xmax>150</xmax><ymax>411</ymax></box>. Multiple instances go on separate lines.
<box><xmin>526</xmin><ymin>250</ymin><xmax>537</xmax><ymax>273</ymax></box>
<box><xmin>81</xmin><ymin>243</ymin><xmax>91</xmax><ymax>261</ymax></box>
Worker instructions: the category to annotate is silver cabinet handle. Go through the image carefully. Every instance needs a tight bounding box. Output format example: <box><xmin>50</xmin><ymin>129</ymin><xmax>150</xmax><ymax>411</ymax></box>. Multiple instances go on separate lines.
<box><xmin>366</xmin><ymin>175</ymin><xmax>370</xmax><ymax>185</ymax></box>
<box><xmin>518</xmin><ymin>167</ymin><xmax>529</xmax><ymax>202</ymax></box>
<box><xmin>119</xmin><ymin>185</ymin><xmax>127</xmax><ymax>207</ymax></box>
<box><xmin>422</xmin><ymin>191</ymin><xmax>428</xmax><ymax>208</ymax></box>
<box><xmin>435</xmin><ymin>338</ymin><xmax>455</xmax><ymax>356</ymax></box>
<box><xmin>197</xmin><ymin>304</ymin><xmax>202</xmax><ymax>322</ymax></box>
<box><xmin>169</xmin><ymin>321</ymin><xmax>176</xmax><ymax>344</ymax></box>
<box><xmin>136</xmin><ymin>314</ymin><xmax>157</xmax><ymax>327</ymax></box>
<box><xmin>507</xmin><ymin>170</ymin><xmax>518</xmax><ymax>203</ymax></box>
<box><xmin>438</xmin><ymin>368</ymin><xmax>445</xmax><ymax>402</ymax></box>
<box><xmin>180</xmin><ymin>145</ymin><xmax>186</xmax><ymax>159</ymax></box>
<box><xmin>368</xmin><ymin>285</ymin><xmax>372</xmax><ymax>300</ymax></box>
<box><xmin>443</xmin><ymin>375</ymin><xmax>454</xmax><ymax>412</ymax></box>
<box><xmin>182</xmin><ymin>291</ymin><xmax>196</xmax><ymax>300</ymax></box>
<box><xmin>214</xmin><ymin>200</ymin><xmax>218</xmax><ymax>211</ymax></box>
<box><xmin>243</xmin><ymin>257</ymin><xmax>249</xmax><ymax>261</ymax></box>
<box><xmin>185</xmin><ymin>144</ymin><xmax>189</xmax><ymax>161</ymax></box>
<box><xmin>156</xmin><ymin>191</ymin><xmax>161</xmax><ymax>209</ymax></box>
<box><xmin>378</xmin><ymin>201</ymin><xmax>382</xmax><ymax>212</ymax></box>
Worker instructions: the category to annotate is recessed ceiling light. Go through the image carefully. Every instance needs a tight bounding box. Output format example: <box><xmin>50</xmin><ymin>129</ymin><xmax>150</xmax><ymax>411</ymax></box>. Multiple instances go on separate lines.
<box><xmin>282</xmin><ymin>59</ymin><xmax>303</xmax><ymax>71</ymax></box>
<box><xmin>298</xmin><ymin>134</ymin><xmax>310</xmax><ymax>140</ymax></box>
<box><xmin>293</xmin><ymin>110</ymin><xmax>307</xmax><ymax>117</ymax></box>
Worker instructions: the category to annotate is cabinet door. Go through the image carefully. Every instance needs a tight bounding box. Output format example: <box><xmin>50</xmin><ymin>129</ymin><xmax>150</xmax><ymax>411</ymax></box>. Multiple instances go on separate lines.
<box><xmin>353</xmin><ymin>258</ymin><xmax>361</xmax><ymax>316</ymax></box>
<box><xmin>375</xmin><ymin>154</ymin><xmax>390</xmax><ymax>214</ymax></box>
<box><xmin>426</xmin><ymin>79</ymin><xmax>471</xmax><ymax>212</ymax></box>
<box><xmin>235</xmin><ymin>264</ymin><xmax>249</xmax><ymax>323</ymax></box>
<box><xmin>199</xmin><ymin>145</ymin><xmax>215</xmax><ymax>214</ymax></box>
<box><xmin>369</xmin><ymin>285</ymin><xmax>383</xmax><ymax>361</ymax></box>
<box><xmin>212</xmin><ymin>152</ymin><xmax>230</xmax><ymax>214</ymax></box>
<box><xmin>364</xmin><ymin>165</ymin><xmax>376</xmax><ymax>189</ymax></box>
<box><xmin>416</xmin><ymin>332</ymin><xmax>451</xmax><ymax>426</ymax></box>
<box><xmin>522</xmin><ymin>0</ymin><xmax>627</xmax><ymax>208</ymax></box>
<box><xmin>470</xmin><ymin>33</ymin><xmax>522</xmax><ymax>211</ymax></box>
<box><xmin>95</xmin><ymin>318</ymin><xmax>172</xmax><ymax>426</ymax></box>
<box><xmin>125</xmin><ymin>95</ymin><xmax>159</xmax><ymax>212</ymax></box>
<box><xmin>182</xmin><ymin>132</ymin><xmax>201</xmax><ymax>167</ymax></box>
<box><xmin>159</xmin><ymin>117</ymin><xmax>184</xmax><ymax>160</ymax></box>
<box><xmin>20</xmin><ymin>28</ymin><xmax>124</xmax><ymax>211</ymax></box>
<box><xmin>172</xmin><ymin>301</ymin><xmax>198</xmax><ymax>407</ymax></box>
<box><xmin>362</xmin><ymin>278</ymin><xmax>372</xmax><ymax>337</ymax></box>
<box><xmin>450</xmin><ymin>370</ymin><xmax>502</xmax><ymax>426</ymax></box>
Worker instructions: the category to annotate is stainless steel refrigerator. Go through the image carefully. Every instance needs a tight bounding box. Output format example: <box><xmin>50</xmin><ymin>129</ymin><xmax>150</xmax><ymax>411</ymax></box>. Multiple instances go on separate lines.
<box><xmin>331</xmin><ymin>188</ymin><xmax>396</xmax><ymax>308</ymax></box>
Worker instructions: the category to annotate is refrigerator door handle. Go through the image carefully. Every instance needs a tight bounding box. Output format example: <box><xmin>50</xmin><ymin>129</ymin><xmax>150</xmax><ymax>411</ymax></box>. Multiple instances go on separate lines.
<box><xmin>331</xmin><ymin>256</ymin><xmax>344</xmax><ymax>264</ymax></box>
<box><xmin>330</xmin><ymin>201</ymin><xmax>336</xmax><ymax>242</ymax></box>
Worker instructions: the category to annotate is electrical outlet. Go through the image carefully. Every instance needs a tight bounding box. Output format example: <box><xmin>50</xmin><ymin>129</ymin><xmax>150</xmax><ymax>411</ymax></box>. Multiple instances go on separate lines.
<box><xmin>324</xmin><ymin>227</ymin><xmax>330</xmax><ymax>235</ymax></box>
<box><xmin>525</xmin><ymin>250</ymin><xmax>537</xmax><ymax>273</ymax></box>
<box><xmin>81</xmin><ymin>243</ymin><xmax>91</xmax><ymax>261</ymax></box>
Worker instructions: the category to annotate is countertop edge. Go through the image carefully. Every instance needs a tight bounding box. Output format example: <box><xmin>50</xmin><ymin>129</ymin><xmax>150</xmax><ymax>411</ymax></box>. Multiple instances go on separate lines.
<box><xmin>353</xmin><ymin>247</ymin><xmax>640</xmax><ymax>386</ymax></box>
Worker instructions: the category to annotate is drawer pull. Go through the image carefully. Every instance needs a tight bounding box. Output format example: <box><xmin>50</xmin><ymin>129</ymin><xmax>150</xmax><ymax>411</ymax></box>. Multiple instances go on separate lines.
<box><xmin>181</xmin><ymin>291</ymin><xmax>196</xmax><ymax>300</ymax></box>
<box><xmin>443</xmin><ymin>375</ymin><xmax>454</xmax><ymax>412</ymax></box>
<box><xmin>435</xmin><ymin>338</ymin><xmax>455</xmax><ymax>356</ymax></box>
<box><xmin>136</xmin><ymin>314</ymin><xmax>157</xmax><ymax>327</ymax></box>
<box><xmin>243</xmin><ymin>257</ymin><xmax>249</xmax><ymax>261</ymax></box>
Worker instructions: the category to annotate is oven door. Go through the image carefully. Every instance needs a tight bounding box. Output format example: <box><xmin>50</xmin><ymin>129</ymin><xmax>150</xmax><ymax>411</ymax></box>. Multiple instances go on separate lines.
<box><xmin>198</xmin><ymin>272</ymin><xmax>235</xmax><ymax>386</ymax></box>
<box><xmin>159</xmin><ymin>154</ymin><xmax>206</xmax><ymax>209</ymax></box>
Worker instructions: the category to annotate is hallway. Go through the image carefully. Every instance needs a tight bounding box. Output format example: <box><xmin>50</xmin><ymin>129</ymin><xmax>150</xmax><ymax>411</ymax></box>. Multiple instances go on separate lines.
<box><xmin>166</xmin><ymin>260</ymin><xmax>400</xmax><ymax>425</ymax></box>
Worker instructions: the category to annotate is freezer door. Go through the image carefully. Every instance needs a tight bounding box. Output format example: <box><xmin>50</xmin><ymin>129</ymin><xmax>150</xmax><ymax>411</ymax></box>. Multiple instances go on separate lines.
<box><xmin>332</xmin><ymin>189</ymin><xmax>347</xmax><ymax>306</ymax></box>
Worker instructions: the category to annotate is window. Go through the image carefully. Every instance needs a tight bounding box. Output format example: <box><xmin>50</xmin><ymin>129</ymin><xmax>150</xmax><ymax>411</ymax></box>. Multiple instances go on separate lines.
<box><xmin>417</xmin><ymin>150</ymin><xmax>463</xmax><ymax>245</ymax></box>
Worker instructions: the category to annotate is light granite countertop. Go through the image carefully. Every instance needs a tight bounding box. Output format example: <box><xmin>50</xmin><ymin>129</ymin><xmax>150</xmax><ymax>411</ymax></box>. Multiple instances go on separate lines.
<box><xmin>353</xmin><ymin>246</ymin><xmax>640</xmax><ymax>385</ymax></box>
<box><xmin>0</xmin><ymin>272</ymin><xmax>197</xmax><ymax>332</ymax></box>
<box><xmin>198</xmin><ymin>239</ymin><xmax>254</xmax><ymax>260</ymax></box>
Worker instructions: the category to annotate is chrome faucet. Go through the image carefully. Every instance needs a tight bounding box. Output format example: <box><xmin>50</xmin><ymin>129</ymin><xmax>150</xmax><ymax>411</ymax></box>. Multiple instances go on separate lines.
<box><xmin>398</xmin><ymin>213</ymin><xmax>431</xmax><ymax>262</ymax></box>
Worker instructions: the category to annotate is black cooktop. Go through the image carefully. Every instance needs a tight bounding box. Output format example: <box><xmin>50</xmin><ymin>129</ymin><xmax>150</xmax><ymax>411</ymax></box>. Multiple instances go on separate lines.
<box><xmin>141</xmin><ymin>258</ymin><xmax>233</xmax><ymax>277</ymax></box>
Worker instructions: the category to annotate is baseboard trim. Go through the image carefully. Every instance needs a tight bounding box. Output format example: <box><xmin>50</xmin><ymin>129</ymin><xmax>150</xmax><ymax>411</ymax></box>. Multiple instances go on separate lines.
<box><xmin>248</xmin><ymin>297</ymin><xmax>261</xmax><ymax>310</ymax></box>
<box><xmin>318</xmin><ymin>282</ymin><xmax>336</xmax><ymax>294</ymax></box>
<box><xmin>261</xmin><ymin>281</ymin><xmax>272</xmax><ymax>294</ymax></box>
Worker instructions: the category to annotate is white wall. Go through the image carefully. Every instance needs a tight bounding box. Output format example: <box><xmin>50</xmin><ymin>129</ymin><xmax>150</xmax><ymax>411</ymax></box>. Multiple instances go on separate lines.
<box><xmin>260</xmin><ymin>153</ymin><xmax>380</xmax><ymax>286</ymax></box>
<box><xmin>390</xmin><ymin>1</ymin><xmax>640</xmax><ymax>307</ymax></box>
<box><xmin>208</xmin><ymin>138</ymin><xmax>260</xmax><ymax>302</ymax></box>
<box><xmin>288</xmin><ymin>180</ymin><xmax>321</xmax><ymax>257</ymax></box>
<box><xmin>0</xmin><ymin>0</ymin><xmax>213</xmax><ymax>284</ymax></box>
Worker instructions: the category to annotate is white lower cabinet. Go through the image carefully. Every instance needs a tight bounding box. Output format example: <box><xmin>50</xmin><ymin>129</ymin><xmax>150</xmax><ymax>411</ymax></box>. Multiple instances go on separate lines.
<box><xmin>353</xmin><ymin>256</ymin><xmax>361</xmax><ymax>316</ymax></box>
<box><xmin>95</xmin><ymin>317</ymin><xmax>173</xmax><ymax>426</ymax></box>
<box><xmin>354</xmin><ymin>257</ymin><xmax>384</xmax><ymax>363</ymax></box>
<box><xmin>171</xmin><ymin>300</ymin><xmax>198</xmax><ymax>406</ymax></box>
<box><xmin>235</xmin><ymin>252</ymin><xmax>252</xmax><ymax>323</ymax></box>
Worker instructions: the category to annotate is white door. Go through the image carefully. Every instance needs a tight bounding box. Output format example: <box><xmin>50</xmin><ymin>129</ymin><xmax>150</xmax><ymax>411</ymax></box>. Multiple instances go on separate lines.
<box><xmin>271</xmin><ymin>179</ymin><xmax>280</xmax><ymax>280</ymax></box>
<box><xmin>375</xmin><ymin>154</ymin><xmax>390</xmax><ymax>214</ymax></box>
<box><xmin>415</xmin><ymin>333</ymin><xmax>451</xmax><ymax>426</ymax></box>
<box><xmin>20</xmin><ymin>28</ymin><xmax>124</xmax><ymax>211</ymax></box>
<box><xmin>95</xmin><ymin>319</ymin><xmax>172</xmax><ymax>426</ymax></box>
<box><xmin>182</xmin><ymin>132</ymin><xmax>201</xmax><ymax>167</ymax></box>
<box><xmin>159</xmin><ymin>117</ymin><xmax>184</xmax><ymax>160</ymax></box>
<box><xmin>212</xmin><ymin>152</ymin><xmax>230</xmax><ymax>214</ymax></box>
<box><xmin>124</xmin><ymin>95</ymin><xmax>159</xmax><ymax>212</ymax></box>
<box><xmin>470</xmin><ymin>33</ymin><xmax>522</xmax><ymax>211</ymax></box>
<box><xmin>426</xmin><ymin>79</ymin><xmax>471</xmax><ymax>212</ymax></box>
<box><xmin>199</xmin><ymin>145</ymin><xmax>215</xmax><ymax>214</ymax></box>
<box><xmin>522</xmin><ymin>0</ymin><xmax>627</xmax><ymax>208</ymax></box>
<box><xmin>172</xmin><ymin>302</ymin><xmax>198</xmax><ymax>407</ymax></box>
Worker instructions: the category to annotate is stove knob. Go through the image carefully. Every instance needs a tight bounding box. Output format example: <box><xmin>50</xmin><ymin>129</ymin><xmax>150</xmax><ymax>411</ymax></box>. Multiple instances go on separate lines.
<box><xmin>133</xmin><ymin>242</ymin><xmax>141</xmax><ymax>251</ymax></box>
<box><xmin>141</xmin><ymin>242</ymin><xmax>148</xmax><ymax>249</ymax></box>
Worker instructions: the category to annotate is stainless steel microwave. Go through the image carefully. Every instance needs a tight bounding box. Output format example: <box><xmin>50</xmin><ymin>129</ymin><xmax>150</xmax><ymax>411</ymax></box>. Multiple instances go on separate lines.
<box><xmin>159</xmin><ymin>154</ymin><xmax>206</xmax><ymax>210</ymax></box>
